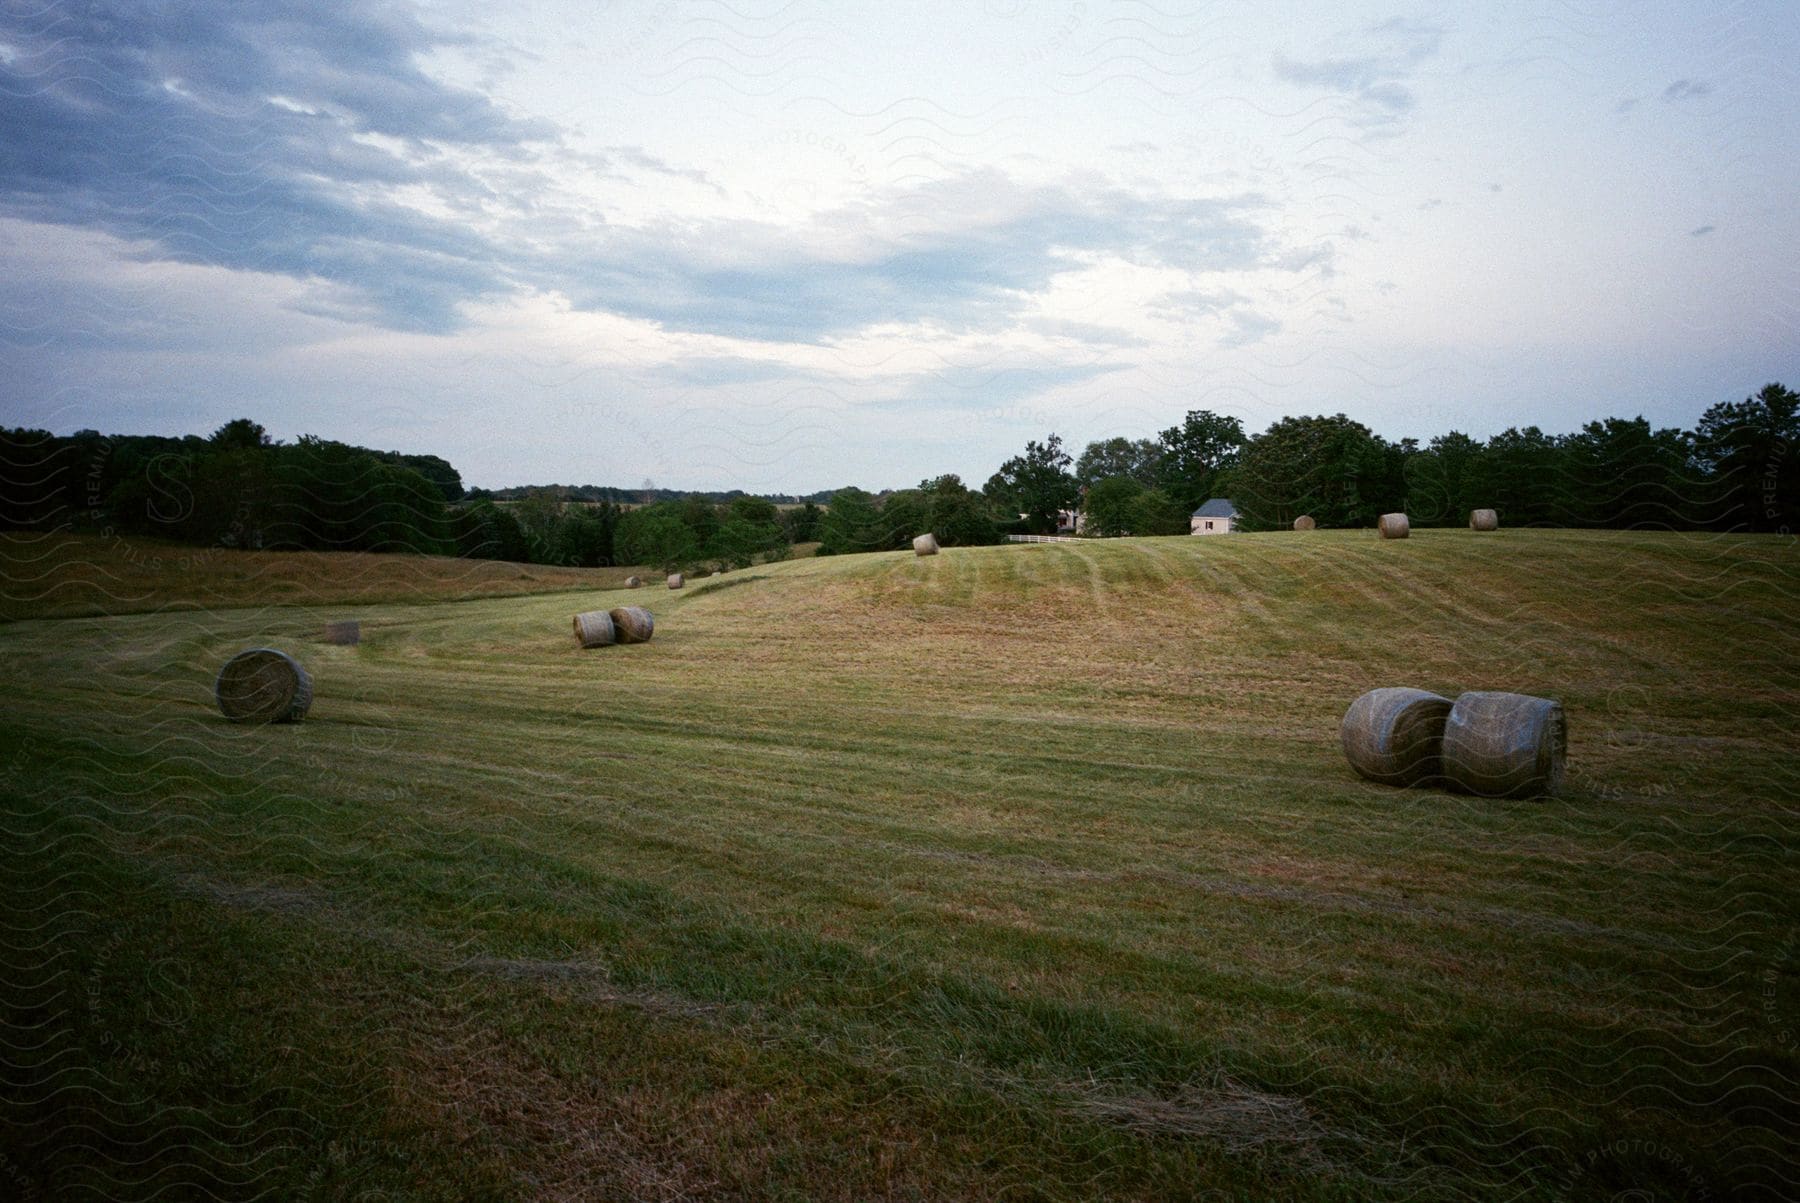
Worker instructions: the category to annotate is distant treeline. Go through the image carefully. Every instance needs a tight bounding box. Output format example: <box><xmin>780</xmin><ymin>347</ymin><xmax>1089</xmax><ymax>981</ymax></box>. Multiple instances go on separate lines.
<box><xmin>4</xmin><ymin>385</ymin><xmax>1793</xmax><ymax>573</ymax></box>
<box><xmin>0</xmin><ymin>419</ymin><xmax>821</xmax><ymax>571</ymax></box>
<box><xmin>983</xmin><ymin>383</ymin><xmax>1799</xmax><ymax>536</ymax></box>
<box><xmin>475</xmin><ymin>483</ymin><xmax>838</xmax><ymax>506</ymax></box>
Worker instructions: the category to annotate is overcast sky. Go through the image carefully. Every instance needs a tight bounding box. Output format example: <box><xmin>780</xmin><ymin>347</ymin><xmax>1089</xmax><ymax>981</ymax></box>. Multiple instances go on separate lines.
<box><xmin>2</xmin><ymin>1</ymin><xmax>1796</xmax><ymax>491</ymax></box>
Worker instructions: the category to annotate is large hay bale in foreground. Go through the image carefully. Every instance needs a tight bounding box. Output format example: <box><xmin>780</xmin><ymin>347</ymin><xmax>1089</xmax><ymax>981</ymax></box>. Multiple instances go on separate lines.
<box><xmin>1378</xmin><ymin>512</ymin><xmax>1410</xmax><ymax>540</ymax></box>
<box><xmin>214</xmin><ymin>648</ymin><xmax>313</xmax><ymax>724</ymax></box>
<box><xmin>1293</xmin><ymin>515</ymin><xmax>1316</xmax><ymax>531</ymax></box>
<box><xmin>323</xmin><ymin>620</ymin><xmax>360</xmax><ymax>645</ymax></box>
<box><xmin>625</xmin><ymin>575</ymin><xmax>642</xmax><ymax>588</ymax></box>
<box><xmin>913</xmin><ymin>533</ymin><xmax>940</xmax><ymax>556</ymax></box>
<box><xmin>667</xmin><ymin>573</ymin><xmax>684</xmax><ymax>589</ymax></box>
<box><xmin>573</xmin><ymin>610</ymin><xmax>616</xmax><ymax>648</ymax></box>
<box><xmin>1442</xmin><ymin>691</ymin><xmax>1566</xmax><ymax>798</ymax></box>
<box><xmin>609</xmin><ymin>606</ymin><xmax>655</xmax><ymax>644</ymax></box>
<box><xmin>1469</xmin><ymin>508</ymin><xmax>1499</xmax><ymax>531</ymax></box>
<box><xmin>1340</xmin><ymin>687</ymin><xmax>1453</xmax><ymax>788</ymax></box>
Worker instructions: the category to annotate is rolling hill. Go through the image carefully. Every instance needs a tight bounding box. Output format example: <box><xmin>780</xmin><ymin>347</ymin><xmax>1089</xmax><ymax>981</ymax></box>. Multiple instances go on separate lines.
<box><xmin>1</xmin><ymin>529</ymin><xmax>1795</xmax><ymax>1199</ymax></box>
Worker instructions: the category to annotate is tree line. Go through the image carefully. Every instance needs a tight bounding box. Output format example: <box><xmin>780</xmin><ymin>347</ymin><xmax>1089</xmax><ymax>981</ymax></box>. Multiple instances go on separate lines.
<box><xmin>0</xmin><ymin>418</ymin><xmax>824</xmax><ymax>572</ymax></box>
<box><xmin>4</xmin><ymin>384</ymin><xmax>1792</xmax><ymax>571</ymax></box>
<box><xmin>977</xmin><ymin>383</ymin><xmax>1798</xmax><ymax>535</ymax></box>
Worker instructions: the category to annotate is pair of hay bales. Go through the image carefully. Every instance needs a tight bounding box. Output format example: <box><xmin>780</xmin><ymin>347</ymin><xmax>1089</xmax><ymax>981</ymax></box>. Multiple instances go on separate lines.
<box><xmin>1341</xmin><ymin>687</ymin><xmax>1565</xmax><ymax>798</ymax></box>
<box><xmin>574</xmin><ymin>605</ymin><xmax>655</xmax><ymax>648</ymax></box>
<box><xmin>1379</xmin><ymin>511</ymin><xmax>1499</xmax><ymax>537</ymax></box>
<box><xmin>914</xmin><ymin>533</ymin><xmax>939</xmax><ymax>556</ymax></box>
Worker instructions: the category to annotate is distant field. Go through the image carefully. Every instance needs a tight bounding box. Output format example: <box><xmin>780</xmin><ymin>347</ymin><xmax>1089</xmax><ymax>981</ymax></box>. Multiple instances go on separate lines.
<box><xmin>1</xmin><ymin>529</ymin><xmax>1795</xmax><ymax>1199</ymax></box>
<box><xmin>0</xmin><ymin>531</ymin><xmax>644</xmax><ymax>620</ymax></box>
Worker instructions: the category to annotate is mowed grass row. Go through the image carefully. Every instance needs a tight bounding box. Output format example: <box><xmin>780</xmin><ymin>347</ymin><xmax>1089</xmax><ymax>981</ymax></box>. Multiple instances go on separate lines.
<box><xmin>2</xmin><ymin>529</ymin><xmax>1796</xmax><ymax>1199</ymax></box>
<box><xmin>0</xmin><ymin>530</ymin><xmax>644</xmax><ymax>620</ymax></box>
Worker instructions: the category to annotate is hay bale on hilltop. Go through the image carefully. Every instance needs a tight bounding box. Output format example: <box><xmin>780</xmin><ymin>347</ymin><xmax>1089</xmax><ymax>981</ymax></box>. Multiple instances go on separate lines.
<box><xmin>215</xmin><ymin>648</ymin><xmax>313</xmax><ymax>724</ymax></box>
<box><xmin>667</xmin><ymin>573</ymin><xmax>684</xmax><ymax>589</ymax></box>
<box><xmin>1442</xmin><ymin>691</ymin><xmax>1565</xmax><ymax>798</ymax></box>
<box><xmin>1469</xmin><ymin>509</ymin><xmax>1499</xmax><ymax>531</ymax></box>
<box><xmin>1340</xmin><ymin>687</ymin><xmax>1453</xmax><ymax>788</ymax></box>
<box><xmin>913</xmin><ymin>533</ymin><xmax>940</xmax><ymax>556</ymax></box>
<box><xmin>323</xmin><ymin>620</ymin><xmax>360</xmax><ymax>645</ymax></box>
<box><xmin>609</xmin><ymin>606</ymin><xmax>655</xmax><ymax>644</ymax></box>
<box><xmin>1378</xmin><ymin>512</ymin><xmax>1410</xmax><ymax>540</ymax></box>
<box><xmin>573</xmin><ymin>610</ymin><xmax>616</xmax><ymax>648</ymax></box>
<box><xmin>625</xmin><ymin>575</ymin><xmax>642</xmax><ymax>588</ymax></box>
<box><xmin>1293</xmin><ymin>515</ymin><xmax>1316</xmax><ymax>531</ymax></box>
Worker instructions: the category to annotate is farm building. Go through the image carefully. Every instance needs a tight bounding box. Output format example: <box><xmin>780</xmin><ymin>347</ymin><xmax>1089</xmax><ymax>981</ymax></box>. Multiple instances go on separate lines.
<box><xmin>1190</xmin><ymin>498</ymin><xmax>1238</xmax><ymax>535</ymax></box>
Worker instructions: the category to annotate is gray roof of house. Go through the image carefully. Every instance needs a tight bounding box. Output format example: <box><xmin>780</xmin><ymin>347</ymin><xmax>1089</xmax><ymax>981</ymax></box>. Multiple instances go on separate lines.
<box><xmin>1191</xmin><ymin>498</ymin><xmax>1238</xmax><ymax>518</ymax></box>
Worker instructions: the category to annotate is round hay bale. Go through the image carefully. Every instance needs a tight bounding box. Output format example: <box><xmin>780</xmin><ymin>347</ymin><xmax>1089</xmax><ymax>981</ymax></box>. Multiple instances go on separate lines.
<box><xmin>1340</xmin><ymin>687</ymin><xmax>1453</xmax><ymax>788</ymax></box>
<box><xmin>667</xmin><ymin>573</ymin><xmax>684</xmax><ymax>589</ymax></box>
<box><xmin>1469</xmin><ymin>508</ymin><xmax>1499</xmax><ymax>532</ymax></box>
<box><xmin>214</xmin><ymin>648</ymin><xmax>312</xmax><ymax>725</ymax></box>
<box><xmin>573</xmin><ymin>610</ymin><xmax>616</xmax><ymax>648</ymax></box>
<box><xmin>609</xmin><ymin>606</ymin><xmax>655</xmax><ymax>644</ymax></box>
<box><xmin>625</xmin><ymin>575</ymin><xmax>642</xmax><ymax>588</ymax></box>
<box><xmin>1442</xmin><ymin>691</ymin><xmax>1566</xmax><ymax>798</ymax></box>
<box><xmin>913</xmin><ymin>532</ymin><xmax>940</xmax><ymax>556</ymax></box>
<box><xmin>1293</xmin><ymin>515</ymin><xmax>1316</xmax><ymax>531</ymax></box>
<box><xmin>1378</xmin><ymin>512</ymin><xmax>1410</xmax><ymax>540</ymax></box>
<box><xmin>323</xmin><ymin>620</ymin><xmax>360</xmax><ymax>645</ymax></box>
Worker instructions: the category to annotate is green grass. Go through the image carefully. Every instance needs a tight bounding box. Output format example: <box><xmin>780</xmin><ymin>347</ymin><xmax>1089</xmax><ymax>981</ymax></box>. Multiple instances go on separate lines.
<box><xmin>2</xmin><ymin>529</ymin><xmax>1795</xmax><ymax>1199</ymax></box>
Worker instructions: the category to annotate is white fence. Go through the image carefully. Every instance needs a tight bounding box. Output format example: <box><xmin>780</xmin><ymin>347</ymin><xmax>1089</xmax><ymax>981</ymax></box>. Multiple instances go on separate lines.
<box><xmin>1006</xmin><ymin>534</ymin><xmax>1082</xmax><ymax>544</ymax></box>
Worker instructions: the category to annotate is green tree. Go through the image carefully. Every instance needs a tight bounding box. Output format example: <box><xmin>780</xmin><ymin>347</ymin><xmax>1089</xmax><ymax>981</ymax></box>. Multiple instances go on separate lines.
<box><xmin>1558</xmin><ymin>417</ymin><xmax>1691</xmax><ymax>528</ymax></box>
<box><xmin>920</xmin><ymin>474</ymin><xmax>1001</xmax><ymax>546</ymax></box>
<box><xmin>1404</xmin><ymin>432</ymin><xmax>1485</xmax><ymax>526</ymax></box>
<box><xmin>985</xmin><ymin>434</ymin><xmax>1077</xmax><ymax>534</ymax></box>
<box><xmin>1083</xmin><ymin>475</ymin><xmax>1146</xmax><ymax>536</ymax></box>
<box><xmin>1464</xmin><ymin>426</ymin><xmax>1562</xmax><ymax>527</ymax></box>
<box><xmin>1075</xmin><ymin>437</ymin><xmax>1162</xmax><ymax>489</ymax></box>
<box><xmin>1691</xmin><ymin>383</ymin><xmax>1799</xmax><ymax>532</ymax></box>
<box><xmin>1129</xmin><ymin>487</ymin><xmax>1191</xmax><ymax>535</ymax></box>
<box><xmin>614</xmin><ymin>503</ymin><xmax>699</xmax><ymax>571</ymax></box>
<box><xmin>209</xmin><ymin>418</ymin><xmax>272</xmax><ymax>451</ymax></box>
<box><xmin>705</xmin><ymin>503</ymin><xmax>786</xmax><ymax>568</ymax></box>
<box><xmin>452</xmin><ymin>500</ymin><xmax>531</xmax><ymax>561</ymax></box>
<box><xmin>782</xmin><ymin>501</ymin><xmax>822</xmax><ymax>543</ymax></box>
<box><xmin>555</xmin><ymin>506</ymin><xmax>619</xmax><ymax>567</ymax></box>
<box><xmin>676</xmin><ymin>495</ymin><xmax>721</xmax><ymax>549</ymax></box>
<box><xmin>817</xmin><ymin>487</ymin><xmax>883</xmax><ymax>555</ymax></box>
<box><xmin>1155</xmin><ymin>410</ymin><xmax>1246</xmax><ymax>511</ymax></box>
<box><xmin>1231</xmin><ymin>414</ymin><xmax>1391</xmax><ymax>530</ymax></box>
<box><xmin>872</xmin><ymin>489</ymin><xmax>928</xmax><ymax>550</ymax></box>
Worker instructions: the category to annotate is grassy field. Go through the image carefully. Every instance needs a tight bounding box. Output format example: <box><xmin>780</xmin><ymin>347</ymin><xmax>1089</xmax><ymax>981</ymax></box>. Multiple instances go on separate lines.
<box><xmin>1</xmin><ymin>528</ymin><xmax>1795</xmax><ymax>1200</ymax></box>
<box><xmin>0</xmin><ymin>531</ymin><xmax>639</xmax><ymax>620</ymax></box>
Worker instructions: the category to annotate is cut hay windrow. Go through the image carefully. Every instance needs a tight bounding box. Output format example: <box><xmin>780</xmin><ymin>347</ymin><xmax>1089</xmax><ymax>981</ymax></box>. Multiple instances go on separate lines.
<box><xmin>214</xmin><ymin>648</ymin><xmax>312</xmax><ymax>724</ymax></box>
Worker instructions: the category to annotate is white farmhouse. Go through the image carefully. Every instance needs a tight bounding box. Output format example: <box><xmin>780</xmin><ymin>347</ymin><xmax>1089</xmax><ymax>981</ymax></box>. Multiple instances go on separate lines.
<box><xmin>1189</xmin><ymin>498</ymin><xmax>1238</xmax><ymax>535</ymax></box>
